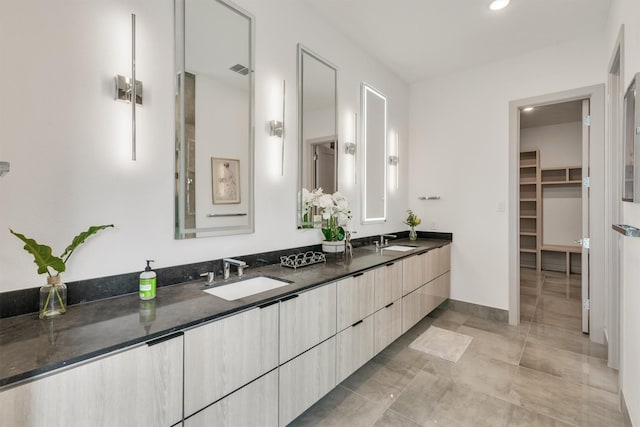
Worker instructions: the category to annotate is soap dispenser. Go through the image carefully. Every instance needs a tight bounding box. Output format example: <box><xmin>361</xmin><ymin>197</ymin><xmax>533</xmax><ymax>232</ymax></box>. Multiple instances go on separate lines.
<box><xmin>139</xmin><ymin>260</ymin><xmax>156</xmax><ymax>300</ymax></box>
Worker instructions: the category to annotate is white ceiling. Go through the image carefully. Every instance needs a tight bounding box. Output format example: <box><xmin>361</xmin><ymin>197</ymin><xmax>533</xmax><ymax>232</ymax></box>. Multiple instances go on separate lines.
<box><xmin>302</xmin><ymin>0</ymin><xmax>613</xmax><ymax>84</ymax></box>
<box><xmin>520</xmin><ymin>100</ymin><xmax>583</xmax><ymax>129</ymax></box>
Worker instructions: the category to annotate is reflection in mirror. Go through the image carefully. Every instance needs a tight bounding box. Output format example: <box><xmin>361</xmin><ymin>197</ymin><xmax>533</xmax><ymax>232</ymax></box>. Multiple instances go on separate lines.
<box><xmin>361</xmin><ymin>83</ymin><xmax>387</xmax><ymax>223</ymax></box>
<box><xmin>623</xmin><ymin>73</ymin><xmax>638</xmax><ymax>202</ymax></box>
<box><xmin>297</xmin><ymin>45</ymin><xmax>338</xmax><ymax>228</ymax></box>
<box><xmin>175</xmin><ymin>0</ymin><xmax>254</xmax><ymax>238</ymax></box>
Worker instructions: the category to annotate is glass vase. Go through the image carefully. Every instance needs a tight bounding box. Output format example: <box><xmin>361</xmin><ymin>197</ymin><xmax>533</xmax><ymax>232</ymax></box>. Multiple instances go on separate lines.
<box><xmin>39</xmin><ymin>276</ymin><xmax>67</xmax><ymax>319</ymax></box>
<box><xmin>409</xmin><ymin>227</ymin><xmax>418</xmax><ymax>241</ymax></box>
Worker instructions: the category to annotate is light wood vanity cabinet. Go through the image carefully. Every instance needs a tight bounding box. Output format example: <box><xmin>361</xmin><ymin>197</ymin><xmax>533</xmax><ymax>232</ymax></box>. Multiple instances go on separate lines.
<box><xmin>336</xmin><ymin>315</ymin><xmax>375</xmax><ymax>383</ymax></box>
<box><xmin>185</xmin><ymin>369</ymin><xmax>279</xmax><ymax>427</ymax></box>
<box><xmin>373</xmin><ymin>261</ymin><xmax>403</xmax><ymax>311</ymax></box>
<box><xmin>0</xmin><ymin>334</ymin><xmax>184</xmax><ymax>427</ymax></box>
<box><xmin>279</xmin><ymin>337</ymin><xmax>336</xmax><ymax>426</ymax></box>
<box><xmin>402</xmin><ymin>245</ymin><xmax>451</xmax><ymax>333</ymax></box>
<box><xmin>336</xmin><ymin>272</ymin><xmax>375</xmax><ymax>331</ymax></box>
<box><xmin>183</xmin><ymin>303</ymin><xmax>279</xmax><ymax>418</ymax></box>
<box><xmin>374</xmin><ymin>300</ymin><xmax>402</xmax><ymax>354</ymax></box>
<box><xmin>278</xmin><ymin>283</ymin><xmax>338</xmax><ymax>426</ymax></box>
<box><xmin>0</xmin><ymin>242</ymin><xmax>451</xmax><ymax>426</ymax></box>
<box><xmin>279</xmin><ymin>283</ymin><xmax>337</xmax><ymax>364</ymax></box>
<box><xmin>402</xmin><ymin>251</ymin><xmax>428</xmax><ymax>295</ymax></box>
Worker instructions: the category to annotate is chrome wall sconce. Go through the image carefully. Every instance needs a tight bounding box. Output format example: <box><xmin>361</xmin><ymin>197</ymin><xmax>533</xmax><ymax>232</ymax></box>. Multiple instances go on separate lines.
<box><xmin>114</xmin><ymin>13</ymin><xmax>143</xmax><ymax>161</ymax></box>
<box><xmin>388</xmin><ymin>155</ymin><xmax>399</xmax><ymax>166</ymax></box>
<box><xmin>268</xmin><ymin>80</ymin><xmax>286</xmax><ymax>176</ymax></box>
<box><xmin>0</xmin><ymin>161</ymin><xmax>9</xmax><ymax>177</ymax></box>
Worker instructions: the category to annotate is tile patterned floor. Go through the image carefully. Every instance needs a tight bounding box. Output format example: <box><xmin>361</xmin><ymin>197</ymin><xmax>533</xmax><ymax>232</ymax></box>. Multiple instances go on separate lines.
<box><xmin>289</xmin><ymin>269</ymin><xmax>623</xmax><ymax>426</ymax></box>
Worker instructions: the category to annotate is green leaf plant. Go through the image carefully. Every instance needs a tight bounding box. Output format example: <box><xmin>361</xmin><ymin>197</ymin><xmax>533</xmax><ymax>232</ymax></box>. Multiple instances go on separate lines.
<box><xmin>9</xmin><ymin>224</ymin><xmax>114</xmax><ymax>317</ymax></box>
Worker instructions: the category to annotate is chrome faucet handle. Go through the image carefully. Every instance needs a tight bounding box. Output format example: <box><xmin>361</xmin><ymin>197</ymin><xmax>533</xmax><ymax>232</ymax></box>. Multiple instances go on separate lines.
<box><xmin>237</xmin><ymin>264</ymin><xmax>248</xmax><ymax>277</ymax></box>
<box><xmin>200</xmin><ymin>272</ymin><xmax>215</xmax><ymax>286</ymax></box>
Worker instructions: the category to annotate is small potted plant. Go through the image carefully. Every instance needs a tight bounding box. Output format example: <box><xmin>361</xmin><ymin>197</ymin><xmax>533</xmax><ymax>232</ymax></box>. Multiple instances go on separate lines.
<box><xmin>311</xmin><ymin>189</ymin><xmax>352</xmax><ymax>253</ymax></box>
<box><xmin>10</xmin><ymin>224</ymin><xmax>114</xmax><ymax>319</ymax></box>
<box><xmin>404</xmin><ymin>209</ymin><xmax>421</xmax><ymax>241</ymax></box>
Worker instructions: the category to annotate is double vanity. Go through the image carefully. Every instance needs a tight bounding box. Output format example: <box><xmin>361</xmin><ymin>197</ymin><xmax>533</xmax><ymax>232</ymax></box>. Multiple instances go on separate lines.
<box><xmin>0</xmin><ymin>238</ymin><xmax>450</xmax><ymax>427</ymax></box>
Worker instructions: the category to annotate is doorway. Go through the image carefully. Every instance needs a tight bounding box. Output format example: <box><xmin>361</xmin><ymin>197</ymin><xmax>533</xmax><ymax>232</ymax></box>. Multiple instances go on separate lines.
<box><xmin>508</xmin><ymin>85</ymin><xmax>606</xmax><ymax>346</ymax></box>
<box><xmin>518</xmin><ymin>100</ymin><xmax>588</xmax><ymax>334</ymax></box>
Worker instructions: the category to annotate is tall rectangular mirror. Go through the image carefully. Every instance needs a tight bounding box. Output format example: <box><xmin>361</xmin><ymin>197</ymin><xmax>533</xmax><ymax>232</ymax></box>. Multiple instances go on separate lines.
<box><xmin>175</xmin><ymin>0</ymin><xmax>255</xmax><ymax>238</ymax></box>
<box><xmin>361</xmin><ymin>83</ymin><xmax>387</xmax><ymax>223</ymax></box>
<box><xmin>623</xmin><ymin>73</ymin><xmax>639</xmax><ymax>202</ymax></box>
<box><xmin>297</xmin><ymin>45</ymin><xmax>338</xmax><ymax>228</ymax></box>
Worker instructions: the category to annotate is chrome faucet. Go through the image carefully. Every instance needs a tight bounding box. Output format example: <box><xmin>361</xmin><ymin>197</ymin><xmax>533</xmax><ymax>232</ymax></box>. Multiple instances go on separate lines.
<box><xmin>223</xmin><ymin>258</ymin><xmax>248</xmax><ymax>279</ymax></box>
<box><xmin>200</xmin><ymin>272</ymin><xmax>215</xmax><ymax>286</ymax></box>
<box><xmin>377</xmin><ymin>234</ymin><xmax>397</xmax><ymax>248</ymax></box>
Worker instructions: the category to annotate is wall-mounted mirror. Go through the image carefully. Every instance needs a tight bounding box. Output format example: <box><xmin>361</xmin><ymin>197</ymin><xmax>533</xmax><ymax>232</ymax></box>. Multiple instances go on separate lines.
<box><xmin>175</xmin><ymin>0</ymin><xmax>254</xmax><ymax>239</ymax></box>
<box><xmin>361</xmin><ymin>83</ymin><xmax>387</xmax><ymax>223</ymax></box>
<box><xmin>297</xmin><ymin>45</ymin><xmax>338</xmax><ymax>228</ymax></box>
<box><xmin>623</xmin><ymin>73</ymin><xmax>639</xmax><ymax>202</ymax></box>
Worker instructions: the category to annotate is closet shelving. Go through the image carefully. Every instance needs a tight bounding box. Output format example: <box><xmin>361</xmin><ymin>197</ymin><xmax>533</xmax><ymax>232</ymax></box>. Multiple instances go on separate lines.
<box><xmin>519</xmin><ymin>150</ymin><xmax>541</xmax><ymax>269</ymax></box>
<box><xmin>540</xmin><ymin>166</ymin><xmax>582</xmax><ymax>185</ymax></box>
<box><xmin>520</xmin><ymin>155</ymin><xmax>582</xmax><ymax>274</ymax></box>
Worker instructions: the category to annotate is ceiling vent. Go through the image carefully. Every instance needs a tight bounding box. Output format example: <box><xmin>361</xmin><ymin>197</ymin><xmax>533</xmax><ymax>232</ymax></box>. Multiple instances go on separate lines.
<box><xmin>229</xmin><ymin>64</ymin><xmax>249</xmax><ymax>75</ymax></box>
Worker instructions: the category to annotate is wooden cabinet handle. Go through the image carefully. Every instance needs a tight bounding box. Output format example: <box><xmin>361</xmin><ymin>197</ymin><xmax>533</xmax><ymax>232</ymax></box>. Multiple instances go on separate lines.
<box><xmin>352</xmin><ymin>272</ymin><xmax>364</xmax><ymax>278</ymax></box>
<box><xmin>385</xmin><ymin>302</ymin><xmax>394</xmax><ymax>308</ymax></box>
<box><xmin>147</xmin><ymin>331</ymin><xmax>183</xmax><ymax>347</ymax></box>
<box><xmin>385</xmin><ymin>262</ymin><xmax>395</xmax><ymax>267</ymax></box>
<box><xmin>351</xmin><ymin>320</ymin><xmax>364</xmax><ymax>327</ymax></box>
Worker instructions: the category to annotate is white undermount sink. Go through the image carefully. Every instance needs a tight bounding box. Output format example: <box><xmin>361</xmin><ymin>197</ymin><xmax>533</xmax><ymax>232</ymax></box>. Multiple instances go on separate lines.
<box><xmin>203</xmin><ymin>276</ymin><xmax>291</xmax><ymax>301</ymax></box>
<box><xmin>383</xmin><ymin>245</ymin><xmax>417</xmax><ymax>252</ymax></box>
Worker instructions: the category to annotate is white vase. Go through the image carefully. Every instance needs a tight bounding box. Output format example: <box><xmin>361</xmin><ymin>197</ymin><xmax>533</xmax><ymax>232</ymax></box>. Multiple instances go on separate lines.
<box><xmin>322</xmin><ymin>240</ymin><xmax>345</xmax><ymax>253</ymax></box>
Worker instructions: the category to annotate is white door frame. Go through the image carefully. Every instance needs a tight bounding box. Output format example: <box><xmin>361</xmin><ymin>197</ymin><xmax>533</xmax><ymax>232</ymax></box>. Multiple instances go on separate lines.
<box><xmin>605</xmin><ymin>25</ymin><xmax>624</xmax><ymax>369</ymax></box>
<box><xmin>508</xmin><ymin>84</ymin><xmax>606</xmax><ymax>345</ymax></box>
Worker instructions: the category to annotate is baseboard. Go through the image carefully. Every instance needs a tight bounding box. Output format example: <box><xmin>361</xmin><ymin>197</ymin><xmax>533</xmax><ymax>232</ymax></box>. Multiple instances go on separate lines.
<box><xmin>446</xmin><ymin>299</ymin><xmax>509</xmax><ymax>323</ymax></box>
<box><xmin>621</xmin><ymin>391</ymin><xmax>634</xmax><ymax>427</ymax></box>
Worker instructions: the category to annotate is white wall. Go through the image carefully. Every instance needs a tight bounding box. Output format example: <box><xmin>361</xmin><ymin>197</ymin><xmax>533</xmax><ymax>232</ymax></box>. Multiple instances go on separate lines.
<box><xmin>409</xmin><ymin>34</ymin><xmax>606</xmax><ymax>310</ymax></box>
<box><xmin>521</xmin><ymin>122</ymin><xmax>582</xmax><ymax>246</ymax></box>
<box><xmin>0</xmin><ymin>0</ymin><xmax>409</xmax><ymax>292</ymax></box>
<box><xmin>606</xmin><ymin>0</ymin><xmax>640</xmax><ymax>423</ymax></box>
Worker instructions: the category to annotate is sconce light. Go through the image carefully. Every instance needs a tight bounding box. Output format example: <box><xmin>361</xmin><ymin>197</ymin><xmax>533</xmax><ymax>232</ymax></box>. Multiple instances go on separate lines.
<box><xmin>388</xmin><ymin>155</ymin><xmax>399</xmax><ymax>166</ymax></box>
<box><xmin>0</xmin><ymin>161</ymin><xmax>9</xmax><ymax>177</ymax></box>
<box><xmin>344</xmin><ymin>142</ymin><xmax>356</xmax><ymax>155</ymax></box>
<box><xmin>114</xmin><ymin>14</ymin><xmax>142</xmax><ymax>161</ymax></box>
<box><xmin>268</xmin><ymin>80</ymin><xmax>286</xmax><ymax>176</ymax></box>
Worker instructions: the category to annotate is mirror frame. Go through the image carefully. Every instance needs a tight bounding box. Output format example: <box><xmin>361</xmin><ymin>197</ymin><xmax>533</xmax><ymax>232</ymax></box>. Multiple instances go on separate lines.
<box><xmin>174</xmin><ymin>0</ymin><xmax>255</xmax><ymax>239</ymax></box>
<box><xmin>297</xmin><ymin>44</ymin><xmax>339</xmax><ymax>228</ymax></box>
<box><xmin>361</xmin><ymin>82</ymin><xmax>387</xmax><ymax>224</ymax></box>
<box><xmin>623</xmin><ymin>72</ymin><xmax>639</xmax><ymax>202</ymax></box>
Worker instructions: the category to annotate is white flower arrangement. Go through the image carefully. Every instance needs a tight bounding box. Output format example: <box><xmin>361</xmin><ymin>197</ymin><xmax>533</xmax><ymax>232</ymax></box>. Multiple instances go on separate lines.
<box><xmin>301</xmin><ymin>188</ymin><xmax>352</xmax><ymax>241</ymax></box>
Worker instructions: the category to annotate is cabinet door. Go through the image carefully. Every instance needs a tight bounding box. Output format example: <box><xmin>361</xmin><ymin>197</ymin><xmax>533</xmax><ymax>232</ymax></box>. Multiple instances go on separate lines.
<box><xmin>336</xmin><ymin>315</ymin><xmax>374</xmax><ymax>383</ymax></box>
<box><xmin>424</xmin><ymin>272</ymin><xmax>450</xmax><ymax>314</ymax></box>
<box><xmin>374</xmin><ymin>300</ymin><xmax>402</xmax><ymax>355</ymax></box>
<box><xmin>337</xmin><ymin>272</ymin><xmax>374</xmax><ymax>331</ymax></box>
<box><xmin>0</xmin><ymin>334</ymin><xmax>183</xmax><ymax>427</ymax></box>
<box><xmin>402</xmin><ymin>252</ymin><xmax>427</xmax><ymax>295</ymax></box>
<box><xmin>280</xmin><ymin>283</ymin><xmax>336</xmax><ymax>364</ymax></box>
<box><xmin>425</xmin><ymin>247</ymin><xmax>439</xmax><ymax>283</ymax></box>
<box><xmin>184</xmin><ymin>304</ymin><xmax>279</xmax><ymax>417</ymax></box>
<box><xmin>373</xmin><ymin>261</ymin><xmax>403</xmax><ymax>311</ymax></box>
<box><xmin>438</xmin><ymin>244</ymin><xmax>451</xmax><ymax>276</ymax></box>
<box><xmin>279</xmin><ymin>337</ymin><xmax>336</xmax><ymax>427</ymax></box>
<box><xmin>184</xmin><ymin>370</ymin><xmax>278</xmax><ymax>427</ymax></box>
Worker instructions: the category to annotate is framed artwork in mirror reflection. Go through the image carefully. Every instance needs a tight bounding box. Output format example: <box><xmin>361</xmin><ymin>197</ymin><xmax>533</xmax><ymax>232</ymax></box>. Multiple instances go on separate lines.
<box><xmin>211</xmin><ymin>157</ymin><xmax>240</xmax><ymax>204</ymax></box>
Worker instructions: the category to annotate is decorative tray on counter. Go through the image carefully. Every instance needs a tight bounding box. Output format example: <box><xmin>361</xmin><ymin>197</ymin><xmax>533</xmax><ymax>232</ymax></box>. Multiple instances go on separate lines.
<box><xmin>280</xmin><ymin>251</ymin><xmax>326</xmax><ymax>269</ymax></box>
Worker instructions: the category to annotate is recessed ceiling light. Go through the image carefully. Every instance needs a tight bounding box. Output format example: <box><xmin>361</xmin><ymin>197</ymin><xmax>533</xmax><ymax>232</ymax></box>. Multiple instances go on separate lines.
<box><xmin>523</xmin><ymin>106</ymin><xmax>534</xmax><ymax>112</ymax></box>
<box><xmin>489</xmin><ymin>0</ymin><xmax>510</xmax><ymax>11</ymax></box>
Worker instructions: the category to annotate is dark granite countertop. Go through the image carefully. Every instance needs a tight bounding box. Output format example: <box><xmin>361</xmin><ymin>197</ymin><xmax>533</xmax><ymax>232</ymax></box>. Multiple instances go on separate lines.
<box><xmin>0</xmin><ymin>239</ymin><xmax>449</xmax><ymax>388</ymax></box>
